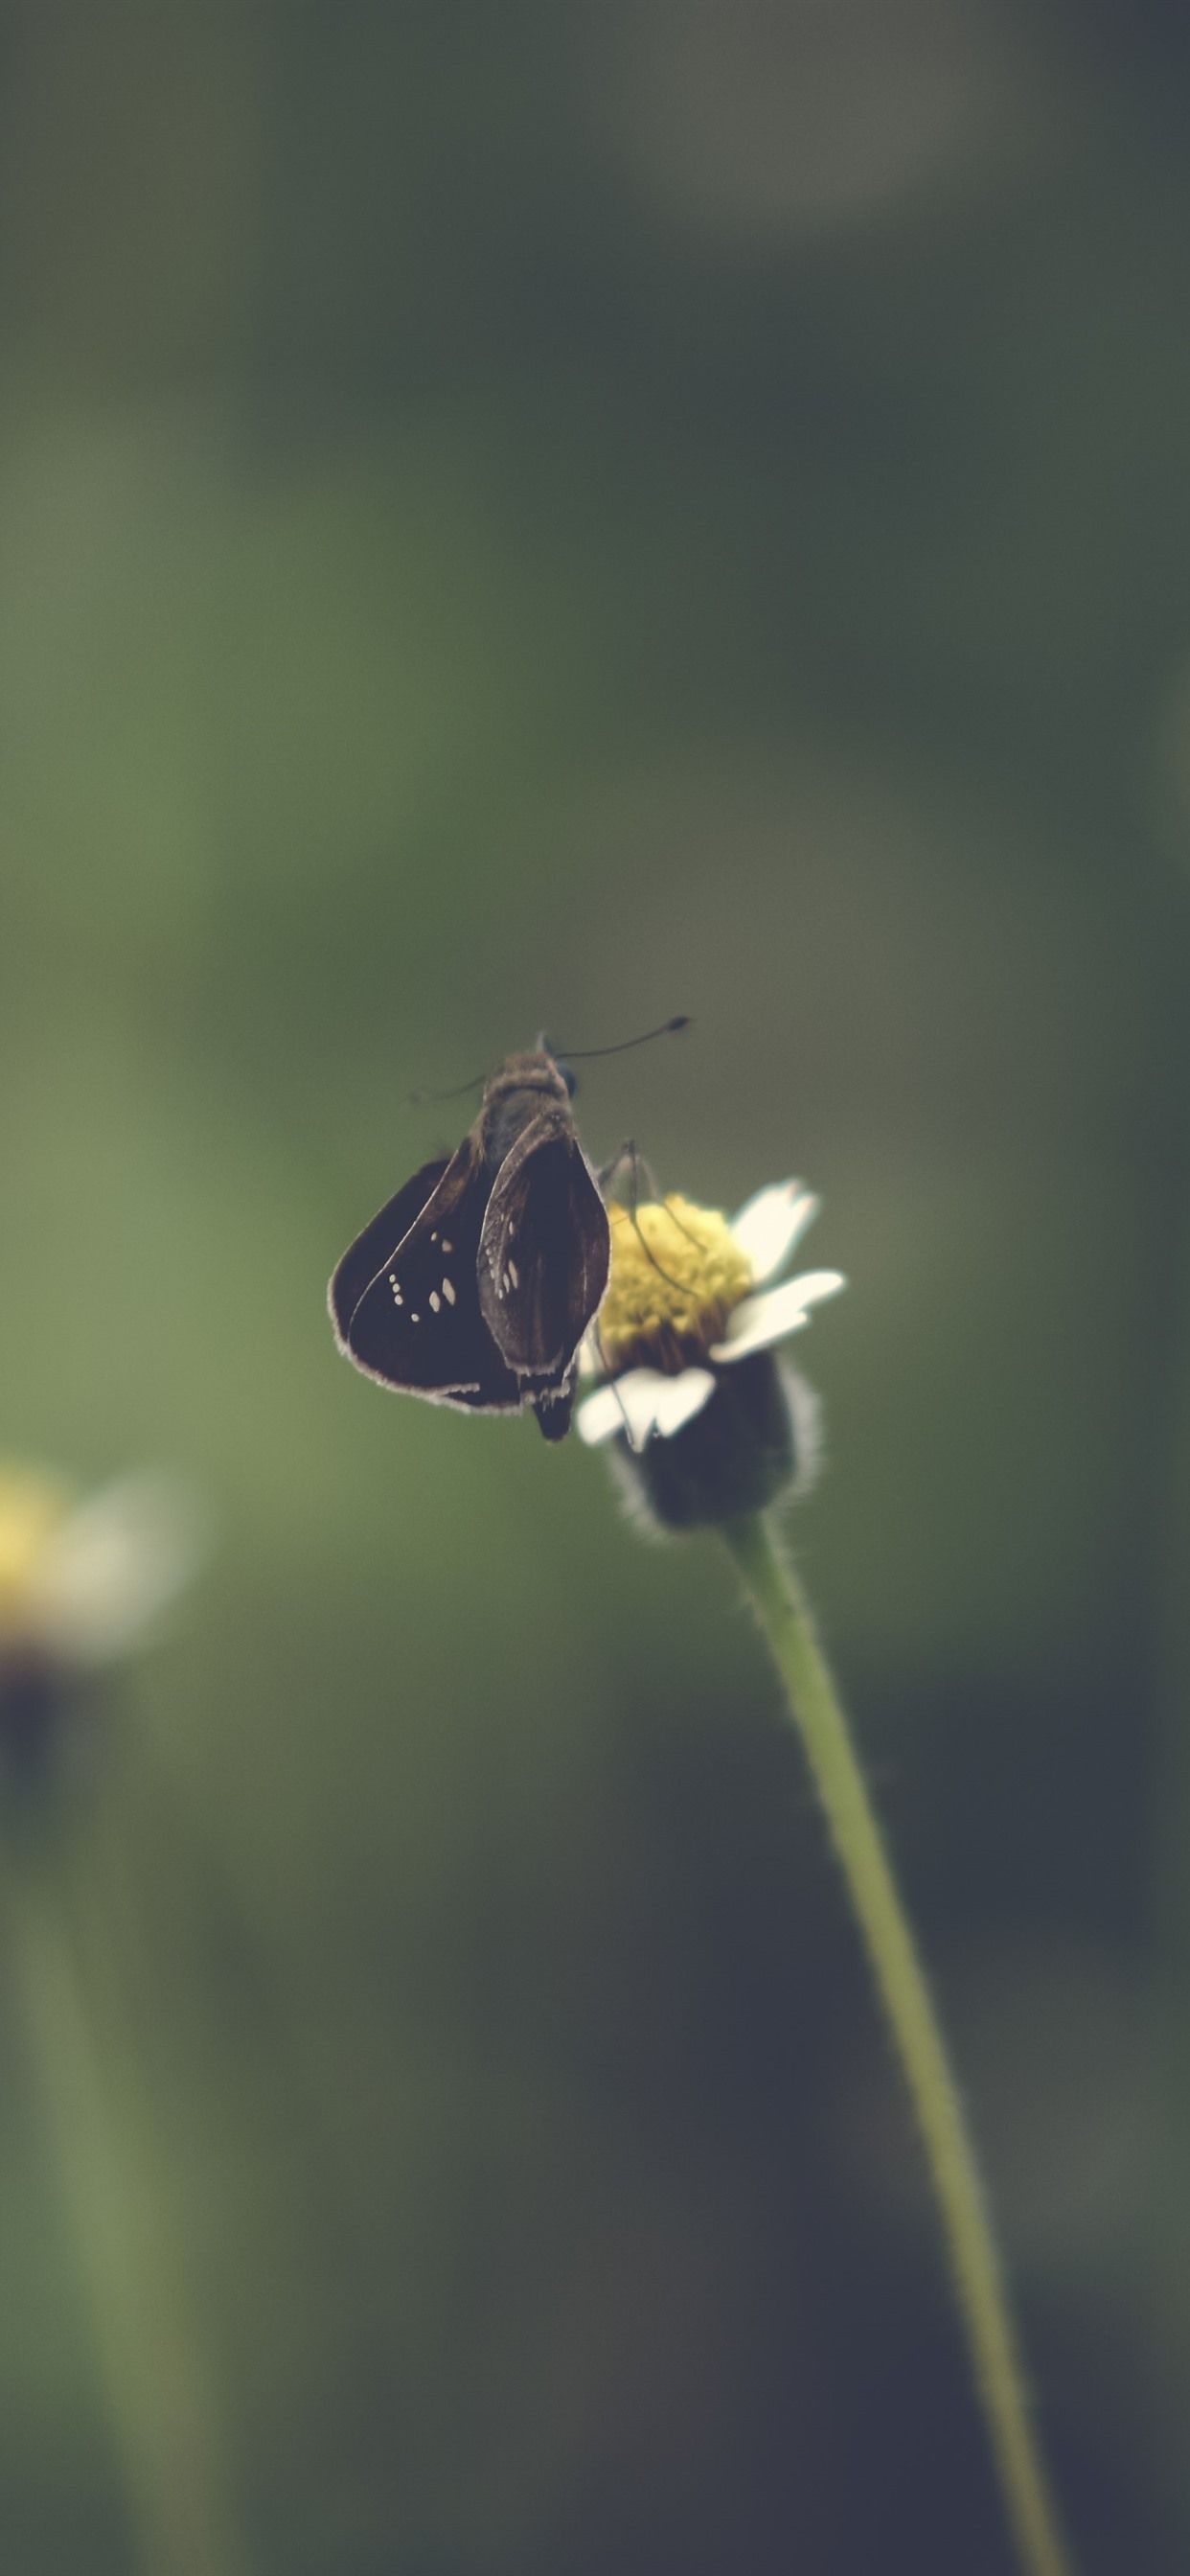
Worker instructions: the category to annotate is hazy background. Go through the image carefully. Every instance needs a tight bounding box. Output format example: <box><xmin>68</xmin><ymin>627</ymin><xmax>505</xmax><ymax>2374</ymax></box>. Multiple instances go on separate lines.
<box><xmin>2</xmin><ymin>6</ymin><xmax>1189</xmax><ymax>2569</ymax></box>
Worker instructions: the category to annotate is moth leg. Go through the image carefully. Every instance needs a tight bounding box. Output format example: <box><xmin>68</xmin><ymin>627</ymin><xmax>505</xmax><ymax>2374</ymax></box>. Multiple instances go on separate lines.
<box><xmin>657</xmin><ymin>1195</ymin><xmax>703</xmax><ymax>1252</ymax></box>
<box><xmin>599</xmin><ymin>1139</ymin><xmax>696</xmax><ymax>1291</ymax></box>
<box><xmin>598</xmin><ymin>1136</ymin><xmax>659</xmax><ymax>1200</ymax></box>
<box><xmin>591</xmin><ymin>1316</ymin><xmax>647</xmax><ymax>1454</ymax></box>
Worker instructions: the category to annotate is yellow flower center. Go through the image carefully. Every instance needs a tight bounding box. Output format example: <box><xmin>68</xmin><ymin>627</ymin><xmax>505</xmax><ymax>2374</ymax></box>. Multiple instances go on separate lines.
<box><xmin>0</xmin><ymin>1467</ymin><xmax>71</xmax><ymax>1648</ymax></box>
<box><xmin>596</xmin><ymin>1197</ymin><xmax>752</xmax><ymax>1373</ymax></box>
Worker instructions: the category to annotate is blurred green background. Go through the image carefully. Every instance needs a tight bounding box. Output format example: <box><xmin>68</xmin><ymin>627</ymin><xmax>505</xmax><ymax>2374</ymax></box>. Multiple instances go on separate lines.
<box><xmin>2</xmin><ymin>5</ymin><xmax>1190</xmax><ymax>2569</ymax></box>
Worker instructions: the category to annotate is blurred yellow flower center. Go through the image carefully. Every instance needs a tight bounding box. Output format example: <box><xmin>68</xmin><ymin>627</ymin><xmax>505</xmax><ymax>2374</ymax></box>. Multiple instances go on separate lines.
<box><xmin>596</xmin><ymin>1198</ymin><xmax>752</xmax><ymax>1373</ymax></box>
<box><xmin>0</xmin><ymin>1468</ymin><xmax>70</xmax><ymax>1646</ymax></box>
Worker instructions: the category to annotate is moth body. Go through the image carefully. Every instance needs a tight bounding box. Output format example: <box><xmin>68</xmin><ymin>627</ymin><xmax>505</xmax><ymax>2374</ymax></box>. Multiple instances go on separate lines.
<box><xmin>329</xmin><ymin>1046</ymin><xmax>610</xmax><ymax>1441</ymax></box>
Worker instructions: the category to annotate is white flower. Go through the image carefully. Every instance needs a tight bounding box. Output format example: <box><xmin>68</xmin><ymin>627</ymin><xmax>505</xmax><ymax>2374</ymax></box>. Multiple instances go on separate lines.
<box><xmin>577</xmin><ymin>1179</ymin><xmax>845</xmax><ymax>1453</ymax></box>
<box><xmin>0</xmin><ymin>1467</ymin><xmax>206</xmax><ymax>1672</ymax></box>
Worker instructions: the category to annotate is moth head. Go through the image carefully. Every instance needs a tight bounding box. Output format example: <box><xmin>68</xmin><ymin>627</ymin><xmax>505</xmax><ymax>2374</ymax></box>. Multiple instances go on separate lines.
<box><xmin>532</xmin><ymin>1035</ymin><xmax>576</xmax><ymax>1093</ymax></box>
<box><xmin>489</xmin><ymin>1048</ymin><xmax>573</xmax><ymax>1107</ymax></box>
<box><xmin>531</xmin><ymin>1034</ymin><xmax>577</xmax><ymax>1093</ymax></box>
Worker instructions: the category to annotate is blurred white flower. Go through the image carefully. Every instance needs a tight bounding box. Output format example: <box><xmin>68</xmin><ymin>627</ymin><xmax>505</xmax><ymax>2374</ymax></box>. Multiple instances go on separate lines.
<box><xmin>0</xmin><ymin>1466</ymin><xmax>205</xmax><ymax>1671</ymax></box>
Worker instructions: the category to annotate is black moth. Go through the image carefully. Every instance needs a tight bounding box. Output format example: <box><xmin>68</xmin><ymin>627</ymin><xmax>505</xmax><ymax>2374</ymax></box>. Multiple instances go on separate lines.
<box><xmin>328</xmin><ymin>1048</ymin><xmax>610</xmax><ymax>1441</ymax></box>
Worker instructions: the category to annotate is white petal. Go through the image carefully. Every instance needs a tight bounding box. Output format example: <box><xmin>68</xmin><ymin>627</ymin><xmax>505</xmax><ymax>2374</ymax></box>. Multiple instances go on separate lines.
<box><xmin>709</xmin><ymin>1270</ymin><xmax>846</xmax><ymax>1362</ymax></box>
<box><xmin>576</xmin><ymin>1367</ymin><xmax>715</xmax><ymax>1451</ymax></box>
<box><xmin>577</xmin><ymin>1324</ymin><xmax>604</xmax><ymax>1379</ymax></box>
<box><xmin>731</xmin><ymin>1182</ymin><xmax>820</xmax><ymax>1284</ymax></box>
<box><xmin>645</xmin><ymin>1368</ymin><xmax>717</xmax><ymax>1440</ymax></box>
<box><xmin>31</xmin><ymin>1474</ymin><xmax>207</xmax><ymax>1666</ymax></box>
<box><xmin>576</xmin><ymin>1384</ymin><xmax>631</xmax><ymax>1445</ymax></box>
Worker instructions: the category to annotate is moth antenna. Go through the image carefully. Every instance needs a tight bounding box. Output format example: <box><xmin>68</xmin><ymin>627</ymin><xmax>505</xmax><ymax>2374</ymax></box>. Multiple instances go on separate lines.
<box><xmin>543</xmin><ymin>1014</ymin><xmax>690</xmax><ymax>1061</ymax></box>
<box><xmin>407</xmin><ymin>1071</ymin><xmax>487</xmax><ymax>1107</ymax></box>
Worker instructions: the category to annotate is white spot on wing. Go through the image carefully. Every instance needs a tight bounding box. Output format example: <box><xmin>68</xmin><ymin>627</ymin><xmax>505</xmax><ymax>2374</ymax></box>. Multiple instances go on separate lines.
<box><xmin>508</xmin><ymin>1257</ymin><xmax>519</xmax><ymax>1287</ymax></box>
<box><xmin>443</xmin><ymin>1277</ymin><xmax>456</xmax><ymax>1304</ymax></box>
<box><xmin>429</xmin><ymin>1291</ymin><xmax>441</xmax><ymax>1312</ymax></box>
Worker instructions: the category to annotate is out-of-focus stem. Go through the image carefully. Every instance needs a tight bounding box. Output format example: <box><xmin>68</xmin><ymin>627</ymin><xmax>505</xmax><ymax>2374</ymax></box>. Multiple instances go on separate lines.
<box><xmin>6</xmin><ymin>1829</ymin><xmax>252</xmax><ymax>2576</ymax></box>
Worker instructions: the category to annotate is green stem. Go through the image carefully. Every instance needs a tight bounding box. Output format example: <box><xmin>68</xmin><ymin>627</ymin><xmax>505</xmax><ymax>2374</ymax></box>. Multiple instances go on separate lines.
<box><xmin>721</xmin><ymin>1510</ymin><xmax>1073</xmax><ymax>2576</ymax></box>
<box><xmin>5</xmin><ymin>1825</ymin><xmax>253</xmax><ymax>2576</ymax></box>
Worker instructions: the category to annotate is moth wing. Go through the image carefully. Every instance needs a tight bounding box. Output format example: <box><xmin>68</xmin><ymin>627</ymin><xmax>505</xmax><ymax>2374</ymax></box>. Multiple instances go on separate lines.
<box><xmin>329</xmin><ymin>1156</ymin><xmax>449</xmax><ymax>1344</ymax></box>
<box><xmin>478</xmin><ymin>1117</ymin><xmax>611</xmax><ymax>1381</ymax></box>
<box><xmin>329</xmin><ymin>1141</ymin><xmax>522</xmax><ymax>1410</ymax></box>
